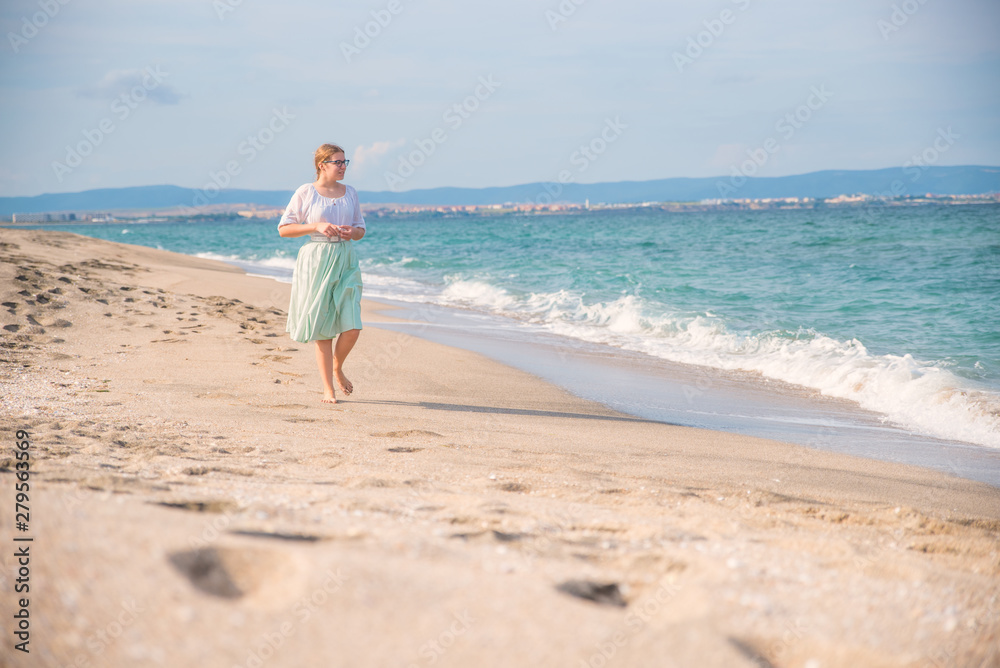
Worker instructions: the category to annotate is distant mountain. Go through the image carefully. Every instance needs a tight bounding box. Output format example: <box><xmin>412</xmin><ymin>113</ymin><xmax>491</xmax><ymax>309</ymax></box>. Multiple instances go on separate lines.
<box><xmin>357</xmin><ymin>166</ymin><xmax>1000</xmax><ymax>206</ymax></box>
<box><xmin>1</xmin><ymin>166</ymin><xmax>998</xmax><ymax>215</ymax></box>
<box><xmin>0</xmin><ymin>185</ymin><xmax>294</xmax><ymax>216</ymax></box>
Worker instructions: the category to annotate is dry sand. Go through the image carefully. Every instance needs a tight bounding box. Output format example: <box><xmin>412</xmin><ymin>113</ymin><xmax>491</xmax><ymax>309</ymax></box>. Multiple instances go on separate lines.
<box><xmin>1</xmin><ymin>228</ymin><xmax>998</xmax><ymax>668</ymax></box>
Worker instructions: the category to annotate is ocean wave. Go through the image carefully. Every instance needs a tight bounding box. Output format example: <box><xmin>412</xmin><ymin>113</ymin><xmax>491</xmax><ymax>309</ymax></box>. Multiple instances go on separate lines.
<box><xmin>367</xmin><ymin>275</ymin><xmax>1000</xmax><ymax>448</ymax></box>
<box><xmin>195</xmin><ymin>252</ymin><xmax>296</xmax><ymax>281</ymax></box>
<box><xmin>441</xmin><ymin>279</ymin><xmax>518</xmax><ymax>311</ymax></box>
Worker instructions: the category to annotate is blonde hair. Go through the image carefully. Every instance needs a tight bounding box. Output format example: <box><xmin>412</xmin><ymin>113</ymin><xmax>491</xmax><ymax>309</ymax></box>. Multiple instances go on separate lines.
<box><xmin>314</xmin><ymin>143</ymin><xmax>346</xmax><ymax>178</ymax></box>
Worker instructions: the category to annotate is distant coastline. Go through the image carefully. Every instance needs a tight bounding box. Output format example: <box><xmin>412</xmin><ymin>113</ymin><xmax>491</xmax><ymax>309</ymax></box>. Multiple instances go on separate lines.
<box><xmin>1</xmin><ymin>165</ymin><xmax>998</xmax><ymax>222</ymax></box>
<box><xmin>3</xmin><ymin>191</ymin><xmax>998</xmax><ymax>225</ymax></box>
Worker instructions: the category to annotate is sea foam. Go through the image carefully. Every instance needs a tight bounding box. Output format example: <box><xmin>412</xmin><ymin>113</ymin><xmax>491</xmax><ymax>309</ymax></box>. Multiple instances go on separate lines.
<box><xmin>369</xmin><ymin>277</ymin><xmax>1000</xmax><ymax>449</ymax></box>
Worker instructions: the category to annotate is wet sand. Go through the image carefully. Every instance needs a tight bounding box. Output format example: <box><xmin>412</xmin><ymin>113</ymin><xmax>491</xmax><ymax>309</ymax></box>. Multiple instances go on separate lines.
<box><xmin>369</xmin><ymin>299</ymin><xmax>1000</xmax><ymax>488</ymax></box>
<box><xmin>1</xmin><ymin>228</ymin><xmax>998</xmax><ymax>668</ymax></box>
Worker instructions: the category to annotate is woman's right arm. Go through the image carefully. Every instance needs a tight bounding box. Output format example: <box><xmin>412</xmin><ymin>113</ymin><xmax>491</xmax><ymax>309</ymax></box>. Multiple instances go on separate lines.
<box><xmin>277</xmin><ymin>187</ymin><xmax>338</xmax><ymax>238</ymax></box>
<box><xmin>278</xmin><ymin>188</ymin><xmax>311</xmax><ymax>237</ymax></box>
<box><xmin>279</xmin><ymin>222</ymin><xmax>317</xmax><ymax>238</ymax></box>
<box><xmin>280</xmin><ymin>222</ymin><xmax>340</xmax><ymax>238</ymax></box>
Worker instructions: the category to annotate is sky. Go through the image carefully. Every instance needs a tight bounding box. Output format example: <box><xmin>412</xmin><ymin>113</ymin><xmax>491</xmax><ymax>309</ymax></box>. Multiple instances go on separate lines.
<box><xmin>0</xmin><ymin>0</ymin><xmax>998</xmax><ymax>198</ymax></box>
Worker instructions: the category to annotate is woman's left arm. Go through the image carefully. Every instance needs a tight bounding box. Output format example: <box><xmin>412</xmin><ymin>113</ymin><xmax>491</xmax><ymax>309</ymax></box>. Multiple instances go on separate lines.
<box><xmin>337</xmin><ymin>225</ymin><xmax>365</xmax><ymax>240</ymax></box>
<box><xmin>349</xmin><ymin>186</ymin><xmax>366</xmax><ymax>241</ymax></box>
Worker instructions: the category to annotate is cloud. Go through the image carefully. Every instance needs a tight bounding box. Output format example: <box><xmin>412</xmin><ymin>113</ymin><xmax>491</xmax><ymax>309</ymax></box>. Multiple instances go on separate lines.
<box><xmin>351</xmin><ymin>139</ymin><xmax>405</xmax><ymax>175</ymax></box>
<box><xmin>77</xmin><ymin>68</ymin><xmax>183</xmax><ymax>105</ymax></box>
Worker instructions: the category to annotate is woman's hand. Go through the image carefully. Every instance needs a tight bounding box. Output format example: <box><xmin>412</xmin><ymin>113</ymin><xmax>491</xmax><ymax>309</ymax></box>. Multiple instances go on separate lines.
<box><xmin>336</xmin><ymin>225</ymin><xmax>355</xmax><ymax>240</ymax></box>
<box><xmin>313</xmin><ymin>222</ymin><xmax>339</xmax><ymax>238</ymax></box>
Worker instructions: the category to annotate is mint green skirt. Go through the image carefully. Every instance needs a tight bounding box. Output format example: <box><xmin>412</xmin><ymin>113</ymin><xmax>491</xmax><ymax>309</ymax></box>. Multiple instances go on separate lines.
<box><xmin>286</xmin><ymin>240</ymin><xmax>363</xmax><ymax>343</ymax></box>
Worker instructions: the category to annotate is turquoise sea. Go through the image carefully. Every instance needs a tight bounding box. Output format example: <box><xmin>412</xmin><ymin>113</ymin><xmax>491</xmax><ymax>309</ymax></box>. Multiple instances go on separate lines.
<box><xmin>23</xmin><ymin>203</ymin><xmax>1000</xmax><ymax>458</ymax></box>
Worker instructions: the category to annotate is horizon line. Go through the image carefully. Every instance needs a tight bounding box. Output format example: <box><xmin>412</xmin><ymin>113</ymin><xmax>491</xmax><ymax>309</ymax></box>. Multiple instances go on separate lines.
<box><xmin>3</xmin><ymin>164</ymin><xmax>999</xmax><ymax>200</ymax></box>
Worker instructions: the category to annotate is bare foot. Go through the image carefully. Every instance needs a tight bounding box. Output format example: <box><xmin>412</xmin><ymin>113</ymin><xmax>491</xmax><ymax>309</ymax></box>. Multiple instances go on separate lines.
<box><xmin>335</xmin><ymin>369</ymin><xmax>353</xmax><ymax>395</ymax></box>
<box><xmin>321</xmin><ymin>391</ymin><xmax>337</xmax><ymax>404</ymax></box>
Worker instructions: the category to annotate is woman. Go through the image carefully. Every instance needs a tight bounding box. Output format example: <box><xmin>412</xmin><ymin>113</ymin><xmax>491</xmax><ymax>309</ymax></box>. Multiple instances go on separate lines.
<box><xmin>278</xmin><ymin>143</ymin><xmax>366</xmax><ymax>404</ymax></box>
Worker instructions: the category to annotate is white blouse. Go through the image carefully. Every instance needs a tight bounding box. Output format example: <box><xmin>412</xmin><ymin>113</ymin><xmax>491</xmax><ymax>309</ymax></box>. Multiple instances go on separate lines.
<box><xmin>277</xmin><ymin>183</ymin><xmax>366</xmax><ymax>242</ymax></box>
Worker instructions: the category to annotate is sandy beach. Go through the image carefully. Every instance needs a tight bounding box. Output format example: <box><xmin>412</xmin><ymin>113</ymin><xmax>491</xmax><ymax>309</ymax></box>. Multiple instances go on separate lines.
<box><xmin>1</xmin><ymin>228</ymin><xmax>998</xmax><ymax>667</ymax></box>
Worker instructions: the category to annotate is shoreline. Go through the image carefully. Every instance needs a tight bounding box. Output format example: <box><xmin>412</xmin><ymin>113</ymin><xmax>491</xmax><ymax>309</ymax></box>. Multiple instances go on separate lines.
<box><xmin>4</xmin><ymin>188</ymin><xmax>999</xmax><ymax>225</ymax></box>
<box><xmin>10</xmin><ymin>212</ymin><xmax>1000</xmax><ymax>455</ymax></box>
<box><xmin>367</xmin><ymin>298</ymin><xmax>1000</xmax><ymax>488</ymax></box>
<box><xmin>1</xmin><ymin>229</ymin><xmax>998</xmax><ymax>667</ymax></box>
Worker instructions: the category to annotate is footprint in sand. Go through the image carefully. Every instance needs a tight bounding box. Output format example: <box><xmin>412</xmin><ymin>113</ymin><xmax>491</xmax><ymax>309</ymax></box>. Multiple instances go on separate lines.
<box><xmin>26</xmin><ymin>315</ymin><xmax>72</xmax><ymax>328</ymax></box>
<box><xmin>166</xmin><ymin>548</ymin><xmax>251</xmax><ymax>598</ymax></box>
<box><xmin>450</xmin><ymin>529</ymin><xmax>526</xmax><ymax>543</ymax></box>
<box><xmin>154</xmin><ymin>499</ymin><xmax>239</xmax><ymax>513</ymax></box>
<box><xmin>168</xmin><ymin>545</ymin><xmax>310</xmax><ymax>607</ymax></box>
<box><xmin>229</xmin><ymin>530</ymin><xmax>326</xmax><ymax>543</ymax></box>
<box><xmin>492</xmin><ymin>530</ymin><xmax>525</xmax><ymax>542</ymax></box>
<box><xmin>555</xmin><ymin>580</ymin><xmax>627</xmax><ymax>607</ymax></box>
<box><xmin>387</xmin><ymin>446</ymin><xmax>423</xmax><ymax>453</ymax></box>
<box><xmin>500</xmin><ymin>482</ymin><xmax>530</xmax><ymax>493</ymax></box>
